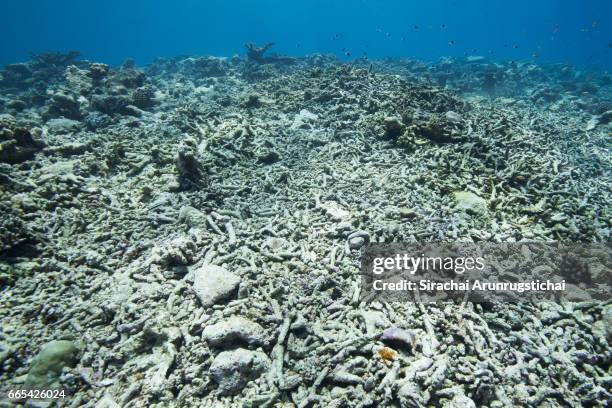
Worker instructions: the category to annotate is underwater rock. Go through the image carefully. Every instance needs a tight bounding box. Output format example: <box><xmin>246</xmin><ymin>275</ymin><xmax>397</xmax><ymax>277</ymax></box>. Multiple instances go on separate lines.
<box><xmin>0</xmin><ymin>63</ymin><xmax>32</xmax><ymax>89</ymax></box>
<box><xmin>257</xmin><ymin>149</ymin><xmax>280</xmax><ymax>164</ymax></box>
<box><xmin>178</xmin><ymin>205</ymin><xmax>208</xmax><ymax>229</ymax></box>
<box><xmin>243</xmin><ymin>94</ymin><xmax>261</xmax><ymax>108</ymax></box>
<box><xmin>45</xmin><ymin>118</ymin><xmax>81</xmax><ymax>134</ymax></box>
<box><xmin>380</xmin><ymin>327</ymin><xmax>417</xmax><ymax>351</ymax></box>
<box><xmin>0</xmin><ymin>202</ymin><xmax>31</xmax><ymax>253</ymax></box>
<box><xmin>192</xmin><ymin>264</ymin><xmax>240</xmax><ymax>307</ymax></box>
<box><xmin>347</xmin><ymin>230</ymin><xmax>370</xmax><ymax>250</ymax></box>
<box><xmin>415</xmin><ymin>116</ymin><xmax>463</xmax><ymax>143</ymax></box>
<box><xmin>383</xmin><ymin>116</ymin><xmax>405</xmax><ymax>139</ymax></box>
<box><xmin>209</xmin><ymin>348</ymin><xmax>270</xmax><ymax>395</ymax></box>
<box><xmin>348</xmin><ymin>236</ymin><xmax>365</xmax><ymax>249</ymax></box>
<box><xmin>178</xmin><ymin>56</ymin><xmax>229</xmax><ymax>77</ymax></box>
<box><xmin>0</xmin><ymin>117</ymin><xmax>45</xmax><ymax>163</ymax></box>
<box><xmin>83</xmin><ymin>111</ymin><xmax>112</xmax><ymax>129</ymax></box>
<box><xmin>444</xmin><ymin>111</ymin><xmax>463</xmax><ymax>124</ymax></box>
<box><xmin>44</xmin><ymin>92</ymin><xmax>81</xmax><ymax>120</ymax></box>
<box><xmin>398</xmin><ymin>381</ymin><xmax>426</xmax><ymax>408</ymax></box>
<box><xmin>112</xmin><ymin>67</ymin><xmax>145</xmax><ymax>89</ymax></box>
<box><xmin>65</xmin><ymin>65</ymin><xmax>93</xmax><ymax>95</ymax></box>
<box><xmin>291</xmin><ymin>109</ymin><xmax>318</xmax><ymax>130</ymax></box>
<box><xmin>176</xmin><ymin>138</ymin><xmax>206</xmax><ymax>190</ymax></box>
<box><xmin>445</xmin><ymin>394</ymin><xmax>476</xmax><ymax>408</ymax></box>
<box><xmin>88</xmin><ymin>62</ymin><xmax>110</xmax><ymax>81</ymax></box>
<box><xmin>320</xmin><ymin>201</ymin><xmax>351</xmax><ymax>221</ymax></box>
<box><xmin>131</xmin><ymin>85</ymin><xmax>156</xmax><ymax>109</ymax></box>
<box><xmin>6</xmin><ymin>99</ymin><xmax>27</xmax><ymax>112</ymax></box>
<box><xmin>151</xmin><ymin>235</ymin><xmax>197</xmax><ymax>267</ymax></box>
<box><xmin>25</xmin><ymin>340</ymin><xmax>78</xmax><ymax>389</ymax></box>
<box><xmin>0</xmin><ymin>113</ymin><xmax>16</xmax><ymax>135</ymax></box>
<box><xmin>90</xmin><ymin>94</ymin><xmax>131</xmax><ymax>116</ymax></box>
<box><xmin>202</xmin><ymin>316</ymin><xmax>265</xmax><ymax>348</ymax></box>
<box><xmin>453</xmin><ymin>191</ymin><xmax>488</xmax><ymax>215</ymax></box>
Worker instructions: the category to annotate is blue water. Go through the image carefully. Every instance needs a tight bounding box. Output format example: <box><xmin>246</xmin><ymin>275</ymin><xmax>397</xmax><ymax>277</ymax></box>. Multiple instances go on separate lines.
<box><xmin>1</xmin><ymin>0</ymin><xmax>610</xmax><ymax>68</ymax></box>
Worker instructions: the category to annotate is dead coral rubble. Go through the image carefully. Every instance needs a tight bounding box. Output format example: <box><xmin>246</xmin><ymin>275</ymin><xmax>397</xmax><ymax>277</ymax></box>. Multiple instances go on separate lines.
<box><xmin>0</xmin><ymin>52</ymin><xmax>610</xmax><ymax>407</ymax></box>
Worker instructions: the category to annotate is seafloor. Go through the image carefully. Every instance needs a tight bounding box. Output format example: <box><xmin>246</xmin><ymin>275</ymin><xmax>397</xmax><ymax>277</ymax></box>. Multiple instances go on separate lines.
<box><xmin>0</xmin><ymin>51</ymin><xmax>610</xmax><ymax>407</ymax></box>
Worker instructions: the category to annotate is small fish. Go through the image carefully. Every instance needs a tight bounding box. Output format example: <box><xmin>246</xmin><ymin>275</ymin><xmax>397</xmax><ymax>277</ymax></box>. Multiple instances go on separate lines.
<box><xmin>441</xmin><ymin>24</ymin><xmax>446</xmax><ymax>28</ymax></box>
<box><xmin>345</xmin><ymin>51</ymin><xmax>351</xmax><ymax>56</ymax></box>
<box><xmin>448</xmin><ymin>40</ymin><xmax>455</xmax><ymax>45</ymax></box>
<box><xmin>386</xmin><ymin>32</ymin><xmax>391</xmax><ymax>37</ymax></box>
<box><xmin>413</xmin><ymin>25</ymin><xmax>419</xmax><ymax>30</ymax></box>
<box><xmin>513</xmin><ymin>44</ymin><xmax>519</xmax><ymax>49</ymax></box>
<box><xmin>608</xmin><ymin>42</ymin><xmax>612</xmax><ymax>48</ymax></box>
<box><xmin>532</xmin><ymin>53</ymin><xmax>539</xmax><ymax>59</ymax></box>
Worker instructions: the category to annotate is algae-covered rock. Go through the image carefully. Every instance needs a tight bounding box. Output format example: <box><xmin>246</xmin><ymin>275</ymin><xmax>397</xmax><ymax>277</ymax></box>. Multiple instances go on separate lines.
<box><xmin>453</xmin><ymin>191</ymin><xmax>488</xmax><ymax>215</ymax></box>
<box><xmin>25</xmin><ymin>340</ymin><xmax>77</xmax><ymax>388</ymax></box>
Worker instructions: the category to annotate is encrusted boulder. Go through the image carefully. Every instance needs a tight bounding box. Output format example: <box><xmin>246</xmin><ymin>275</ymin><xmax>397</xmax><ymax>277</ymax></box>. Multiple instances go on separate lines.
<box><xmin>25</xmin><ymin>340</ymin><xmax>78</xmax><ymax>389</ymax></box>
<box><xmin>203</xmin><ymin>316</ymin><xmax>266</xmax><ymax>348</ymax></box>
<box><xmin>131</xmin><ymin>85</ymin><xmax>156</xmax><ymax>109</ymax></box>
<box><xmin>209</xmin><ymin>348</ymin><xmax>270</xmax><ymax>395</ymax></box>
<box><xmin>453</xmin><ymin>191</ymin><xmax>488</xmax><ymax>216</ymax></box>
<box><xmin>192</xmin><ymin>264</ymin><xmax>240</xmax><ymax>307</ymax></box>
